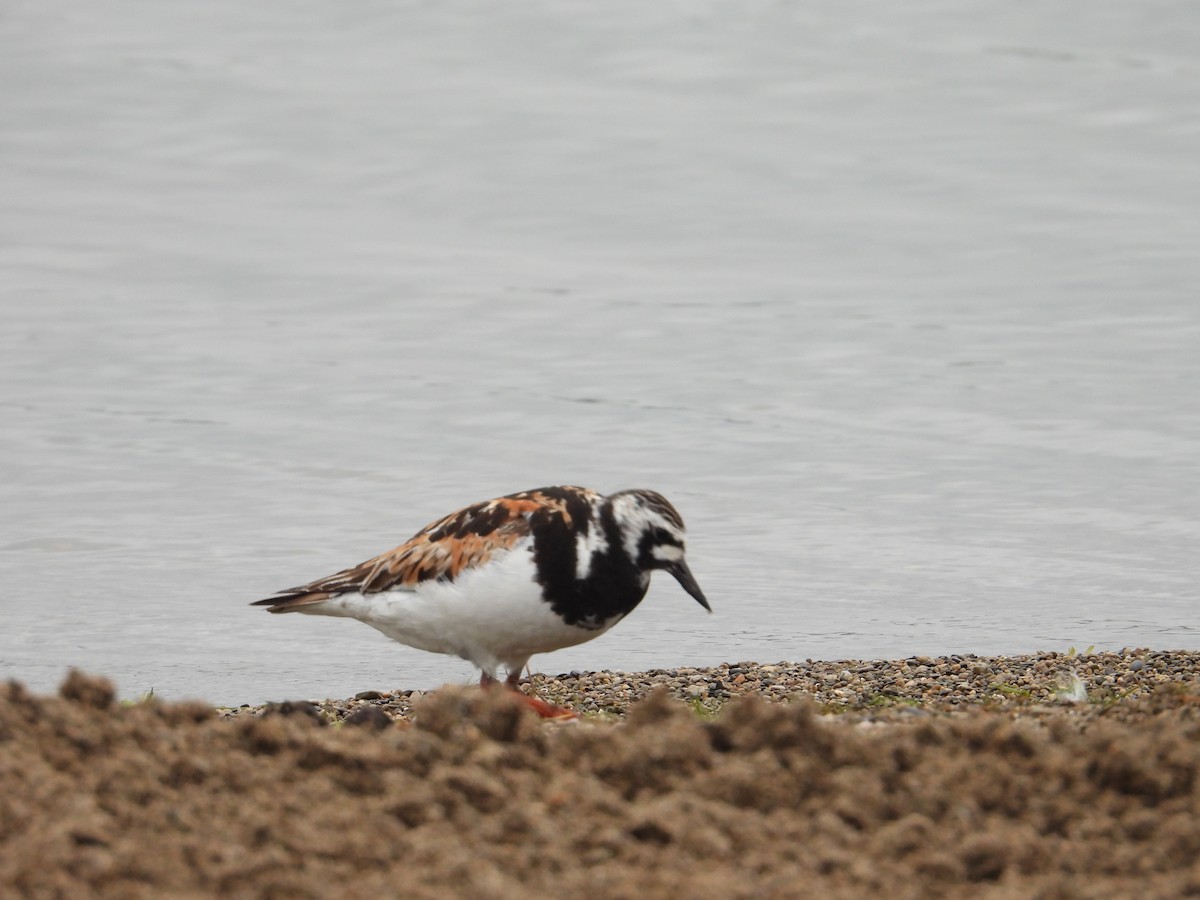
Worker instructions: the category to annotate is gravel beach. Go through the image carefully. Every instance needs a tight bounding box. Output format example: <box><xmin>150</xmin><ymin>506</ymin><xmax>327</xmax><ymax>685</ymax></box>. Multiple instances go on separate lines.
<box><xmin>220</xmin><ymin>648</ymin><xmax>1198</xmax><ymax>725</ymax></box>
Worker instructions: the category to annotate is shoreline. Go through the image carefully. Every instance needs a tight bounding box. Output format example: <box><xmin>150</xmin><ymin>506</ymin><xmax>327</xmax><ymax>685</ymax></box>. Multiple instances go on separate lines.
<box><xmin>215</xmin><ymin>647</ymin><xmax>1200</xmax><ymax>724</ymax></box>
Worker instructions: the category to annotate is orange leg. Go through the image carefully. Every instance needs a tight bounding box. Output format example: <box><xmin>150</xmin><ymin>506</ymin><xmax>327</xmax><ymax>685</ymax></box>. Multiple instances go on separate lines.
<box><xmin>479</xmin><ymin>672</ymin><xmax>578</xmax><ymax>720</ymax></box>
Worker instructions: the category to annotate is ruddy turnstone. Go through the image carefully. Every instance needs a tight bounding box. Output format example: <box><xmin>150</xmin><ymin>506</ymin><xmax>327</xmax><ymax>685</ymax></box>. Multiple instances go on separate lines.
<box><xmin>252</xmin><ymin>486</ymin><xmax>710</xmax><ymax>718</ymax></box>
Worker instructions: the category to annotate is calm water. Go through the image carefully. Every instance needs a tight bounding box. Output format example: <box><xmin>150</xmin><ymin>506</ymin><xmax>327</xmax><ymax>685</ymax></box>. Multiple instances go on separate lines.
<box><xmin>2</xmin><ymin>1</ymin><xmax>1198</xmax><ymax>705</ymax></box>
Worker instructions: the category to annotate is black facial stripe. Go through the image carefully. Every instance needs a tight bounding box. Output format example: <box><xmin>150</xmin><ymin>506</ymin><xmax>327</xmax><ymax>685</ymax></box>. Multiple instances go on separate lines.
<box><xmin>635</xmin><ymin>528</ymin><xmax>682</xmax><ymax>569</ymax></box>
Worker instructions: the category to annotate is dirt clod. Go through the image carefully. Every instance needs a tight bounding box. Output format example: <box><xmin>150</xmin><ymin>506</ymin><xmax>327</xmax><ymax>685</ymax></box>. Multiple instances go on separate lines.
<box><xmin>343</xmin><ymin>705</ymin><xmax>394</xmax><ymax>731</ymax></box>
<box><xmin>58</xmin><ymin>669</ymin><xmax>115</xmax><ymax>709</ymax></box>
<box><xmin>2</xmin><ymin>664</ymin><xmax>1199</xmax><ymax>898</ymax></box>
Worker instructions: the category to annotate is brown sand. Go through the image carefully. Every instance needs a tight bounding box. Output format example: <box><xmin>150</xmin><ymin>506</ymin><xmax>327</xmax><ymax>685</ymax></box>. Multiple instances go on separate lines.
<box><xmin>2</xmin><ymin>669</ymin><xmax>1199</xmax><ymax>899</ymax></box>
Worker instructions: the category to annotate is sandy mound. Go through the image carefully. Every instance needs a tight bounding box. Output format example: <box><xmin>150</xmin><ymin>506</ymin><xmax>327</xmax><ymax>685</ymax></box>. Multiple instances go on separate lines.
<box><xmin>2</xmin><ymin>671</ymin><xmax>1199</xmax><ymax>898</ymax></box>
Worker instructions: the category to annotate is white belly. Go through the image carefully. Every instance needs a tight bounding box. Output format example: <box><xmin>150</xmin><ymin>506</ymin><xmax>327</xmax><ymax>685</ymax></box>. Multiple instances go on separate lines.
<box><xmin>294</xmin><ymin>538</ymin><xmax>619</xmax><ymax>676</ymax></box>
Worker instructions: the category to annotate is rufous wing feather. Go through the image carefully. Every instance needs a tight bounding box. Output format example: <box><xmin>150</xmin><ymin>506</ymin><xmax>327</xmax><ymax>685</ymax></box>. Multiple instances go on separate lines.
<box><xmin>250</xmin><ymin>490</ymin><xmax>591</xmax><ymax>612</ymax></box>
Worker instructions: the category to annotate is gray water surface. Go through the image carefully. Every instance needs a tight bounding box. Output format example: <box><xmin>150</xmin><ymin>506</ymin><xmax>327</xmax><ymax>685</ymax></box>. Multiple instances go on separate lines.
<box><xmin>2</xmin><ymin>1</ymin><xmax>1198</xmax><ymax>705</ymax></box>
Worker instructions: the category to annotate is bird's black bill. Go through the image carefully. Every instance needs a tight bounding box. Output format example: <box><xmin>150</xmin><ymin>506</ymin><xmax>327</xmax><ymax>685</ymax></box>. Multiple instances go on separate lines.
<box><xmin>668</xmin><ymin>559</ymin><xmax>711</xmax><ymax>612</ymax></box>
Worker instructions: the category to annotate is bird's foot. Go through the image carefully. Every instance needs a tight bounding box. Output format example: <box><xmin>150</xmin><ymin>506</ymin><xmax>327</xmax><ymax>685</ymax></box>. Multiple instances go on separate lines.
<box><xmin>480</xmin><ymin>673</ymin><xmax>579</xmax><ymax>720</ymax></box>
<box><xmin>513</xmin><ymin>692</ymin><xmax>579</xmax><ymax>720</ymax></box>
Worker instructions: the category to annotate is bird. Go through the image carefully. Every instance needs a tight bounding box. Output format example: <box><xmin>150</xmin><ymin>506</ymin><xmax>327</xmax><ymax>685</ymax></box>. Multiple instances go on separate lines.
<box><xmin>252</xmin><ymin>485</ymin><xmax>710</xmax><ymax>718</ymax></box>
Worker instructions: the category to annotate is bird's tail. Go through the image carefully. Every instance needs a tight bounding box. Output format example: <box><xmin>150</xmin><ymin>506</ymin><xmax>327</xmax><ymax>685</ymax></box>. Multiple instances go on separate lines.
<box><xmin>250</xmin><ymin>590</ymin><xmax>333</xmax><ymax>613</ymax></box>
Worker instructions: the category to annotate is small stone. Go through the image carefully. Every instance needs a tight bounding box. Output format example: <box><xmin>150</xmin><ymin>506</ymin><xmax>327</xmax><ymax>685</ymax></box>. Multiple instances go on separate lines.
<box><xmin>355</xmin><ymin>690</ymin><xmax>383</xmax><ymax>701</ymax></box>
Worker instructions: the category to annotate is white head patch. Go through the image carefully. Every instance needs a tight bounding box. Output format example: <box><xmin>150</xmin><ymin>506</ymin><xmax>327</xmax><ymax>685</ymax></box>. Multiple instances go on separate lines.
<box><xmin>652</xmin><ymin>543</ymin><xmax>685</xmax><ymax>563</ymax></box>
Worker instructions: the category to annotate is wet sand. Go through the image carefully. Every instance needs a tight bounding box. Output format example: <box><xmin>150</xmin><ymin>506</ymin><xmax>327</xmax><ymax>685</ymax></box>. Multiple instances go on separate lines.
<box><xmin>3</xmin><ymin>653</ymin><xmax>1199</xmax><ymax>898</ymax></box>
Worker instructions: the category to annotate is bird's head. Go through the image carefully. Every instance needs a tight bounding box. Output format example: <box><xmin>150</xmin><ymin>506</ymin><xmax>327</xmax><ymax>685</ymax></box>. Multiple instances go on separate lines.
<box><xmin>607</xmin><ymin>489</ymin><xmax>711</xmax><ymax>612</ymax></box>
